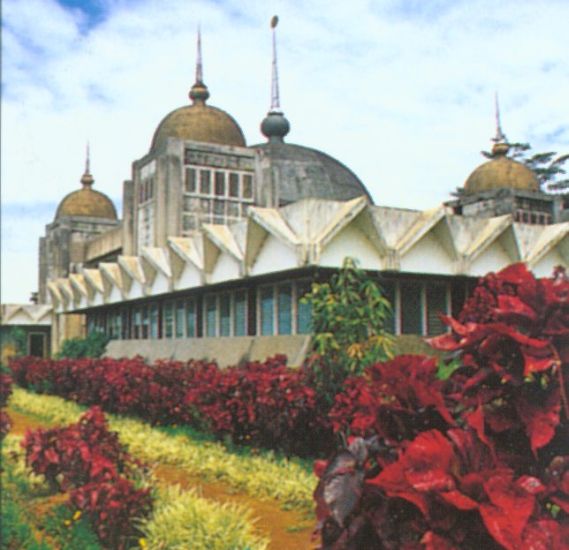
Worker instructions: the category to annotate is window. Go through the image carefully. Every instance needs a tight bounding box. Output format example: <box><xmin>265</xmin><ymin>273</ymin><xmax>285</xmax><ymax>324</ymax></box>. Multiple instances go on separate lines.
<box><xmin>277</xmin><ymin>285</ymin><xmax>292</xmax><ymax>335</ymax></box>
<box><xmin>219</xmin><ymin>294</ymin><xmax>231</xmax><ymax>336</ymax></box>
<box><xmin>400</xmin><ymin>281</ymin><xmax>422</xmax><ymax>335</ymax></box>
<box><xmin>260</xmin><ymin>287</ymin><xmax>274</xmax><ymax>335</ymax></box>
<box><xmin>234</xmin><ymin>290</ymin><xmax>247</xmax><ymax>336</ymax></box>
<box><xmin>205</xmin><ymin>295</ymin><xmax>217</xmax><ymax>337</ymax></box>
<box><xmin>134</xmin><ymin>307</ymin><xmax>142</xmax><ymax>339</ymax></box>
<box><xmin>243</xmin><ymin>175</ymin><xmax>253</xmax><ymax>199</ymax></box>
<box><xmin>215</xmin><ymin>172</ymin><xmax>225</xmax><ymax>196</ymax></box>
<box><xmin>426</xmin><ymin>283</ymin><xmax>448</xmax><ymax>335</ymax></box>
<box><xmin>150</xmin><ymin>304</ymin><xmax>159</xmax><ymax>338</ymax></box>
<box><xmin>175</xmin><ymin>301</ymin><xmax>185</xmax><ymax>338</ymax></box>
<box><xmin>229</xmin><ymin>173</ymin><xmax>239</xmax><ymax>197</ymax></box>
<box><xmin>141</xmin><ymin>306</ymin><xmax>149</xmax><ymax>339</ymax></box>
<box><xmin>200</xmin><ymin>170</ymin><xmax>211</xmax><ymax>194</ymax></box>
<box><xmin>185</xmin><ymin>168</ymin><xmax>197</xmax><ymax>192</ymax></box>
<box><xmin>186</xmin><ymin>299</ymin><xmax>197</xmax><ymax>337</ymax></box>
<box><xmin>163</xmin><ymin>302</ymin><xmax>174</xmax><ymax>339</ymax></box>
<box><xmin>296</xmin><ymin>282</ymin><xmax>312</xmax><ymax>334</ymax></box>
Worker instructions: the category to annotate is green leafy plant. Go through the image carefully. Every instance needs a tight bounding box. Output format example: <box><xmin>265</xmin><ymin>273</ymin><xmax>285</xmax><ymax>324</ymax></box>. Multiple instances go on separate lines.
<box><xmin>303</xmin><ymin>257</ymin><xmax>394</xmax><ymax>399</ymax></box>
<box><xmin>56</xmin><ymin>331</ymin><xmax>109</xmax><ymax>359</ymax></box>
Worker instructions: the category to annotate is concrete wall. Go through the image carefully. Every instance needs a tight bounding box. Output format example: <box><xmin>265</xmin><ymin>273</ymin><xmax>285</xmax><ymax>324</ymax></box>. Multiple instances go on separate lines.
<box><xmin>105</xmin><ymin>334</ymin><xmax>312</xmax><ymax>367</ymax></box>
<box><xmin>85</xmin><ymin>225</ymin><xmax>123</xmax><ymax>263</ymax></box>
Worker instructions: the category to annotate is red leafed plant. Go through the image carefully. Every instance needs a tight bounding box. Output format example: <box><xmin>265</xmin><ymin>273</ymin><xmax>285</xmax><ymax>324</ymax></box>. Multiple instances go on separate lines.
<box><xmin>69</xmin><ymin>478</ymin><xmax>152</xmax><ymax>550</ymax></box>
<box><xmin>314</xmin><ymin>264</ymin><xmax>569</xmax><ymax>549</ymax></box>
<box><xmin>22</xmin><ymin>406</ymin><xmax>131</xmax><ymax>491</ymax></box>
<box><xmin>0</xmin><ymin>372</ymin><xmax>12</xmax><ymax>441</ymax></box>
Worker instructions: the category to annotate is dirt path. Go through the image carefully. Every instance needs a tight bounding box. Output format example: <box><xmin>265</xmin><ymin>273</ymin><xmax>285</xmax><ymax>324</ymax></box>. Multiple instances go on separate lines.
<box><xmin>7</xmin><ymin>407</ymin><xmax>316</xmax><ymax>550</ymax></box>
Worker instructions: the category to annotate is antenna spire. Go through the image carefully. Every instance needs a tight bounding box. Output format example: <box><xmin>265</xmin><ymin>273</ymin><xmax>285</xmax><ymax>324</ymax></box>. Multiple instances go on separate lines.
<box><xmin>491</xmin><ymin>92</ymin><xmax>509</xmax><ymax>156</ymax></box>
<box><xmin>270</xmin><ymin>15</ymin><xmax>280</xmax><ymax>112</ymax></box>
<box><xmin>196</xmin><ymin>25</ymin><xmax>204</xmax><ymax>84</ymax></box>
<box><xmin>260</xmin><ymin>16</ymin><xmax>290</xmax><ymax>142</ymax></box>
<box><xmin>493</xmin><ymin>92</ymin><xmax>507</xmax><ymax>143</ymax></box>
<box><xmin>85</xmin><ymin>141</ymin><xmax>91</xmax><ymax>174</ymax></box>
<box><xmin>189</xmin><ymin>25</ymin><xmax>210</xmax><ymax>104</ymax></box>
<box><xmin>81</xmin><ymin>141</ymin><xmax>94</xmax><ymax>187</ymax></box>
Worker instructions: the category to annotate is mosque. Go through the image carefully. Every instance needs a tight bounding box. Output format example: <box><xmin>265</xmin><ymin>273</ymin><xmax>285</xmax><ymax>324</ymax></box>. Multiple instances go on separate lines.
<box><xmin>6</xmin><ymin>24</ymin><xmax>568</xmax><ymax>364</ymax></box>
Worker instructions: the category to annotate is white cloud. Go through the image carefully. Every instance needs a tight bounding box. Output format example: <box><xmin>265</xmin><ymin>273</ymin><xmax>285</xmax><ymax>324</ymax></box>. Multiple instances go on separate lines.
<box><xmin>2</xmin><ymin>0</ymin><xmax>568</xmax><ymax>302</ymax></box>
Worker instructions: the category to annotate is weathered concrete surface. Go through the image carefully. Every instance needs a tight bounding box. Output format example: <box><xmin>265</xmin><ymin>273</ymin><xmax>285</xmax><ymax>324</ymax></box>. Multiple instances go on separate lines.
<box><xmin>105</xmin><ymin>334</ymin><xmax>312</xmax><ymax>367</ymax></box>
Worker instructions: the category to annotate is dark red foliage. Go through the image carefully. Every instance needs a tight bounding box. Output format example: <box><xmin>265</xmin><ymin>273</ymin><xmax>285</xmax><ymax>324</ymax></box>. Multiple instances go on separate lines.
<box><xmin>22</xmin><ymin>406</ymin><xmax>131</xmax><ymax>491</ymax></box>
<box><xmin>0</xmin><ymin>373</ymin><xmax>12</xmax><ymax>441</ymax></box>
<box><xmin>315</xmin><ymin>264</ymin><xmax>569</xmax><ymax>549</ymax></box>
<box><xmin>69</xmin><ymin>478</ymin><xmax>152</xmax><ymax>550</ymax></box>
<box><xmin>330</xmin><ymin>355</ymin><xmax>453</xmax><ymax>443</ymax></box>
<box><xmin>9</xmin><ymin>354</ymin><xmax>333</xmax><ymax>456</ymax></box>
<box><xmin>22</xmin><ymin>407</ymin><xmax>152</xmax><ymax>548</ymax></box>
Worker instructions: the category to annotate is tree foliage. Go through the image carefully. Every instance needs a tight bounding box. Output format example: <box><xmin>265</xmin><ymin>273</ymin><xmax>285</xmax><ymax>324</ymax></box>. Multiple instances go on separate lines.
<box><xmin>56</xmin><ymin>331</ymin><xmax>109</xmax><ymax>359</ymax></box>
<box><xmin>303</xmin><ymin>257</ymin><xmax>394</xmax><ymax>398</ymax></box>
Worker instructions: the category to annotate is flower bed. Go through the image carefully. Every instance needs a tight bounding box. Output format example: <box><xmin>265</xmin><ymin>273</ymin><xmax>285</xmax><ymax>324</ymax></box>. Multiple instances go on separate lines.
<box><xmin>9</xmin><ymin>354</ymin><xmax>332</xmax><ymax>457</ymax></box>
<box><xmin>314</xmin><ymin>263</ymin><xmax>569</xmax><ymax>549</ymax></box>
<box><xmin>10</xmin><ymin>387</ymin><xmax>317</xmax><ymax>511</ymax></box>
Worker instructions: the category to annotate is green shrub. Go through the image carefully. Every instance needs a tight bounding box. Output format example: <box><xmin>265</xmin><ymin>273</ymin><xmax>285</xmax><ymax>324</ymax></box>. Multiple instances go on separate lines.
<box><xmin>56</xmin><ymin>331</ymin><xmax>109</xmax><ymax>359</ymax></box>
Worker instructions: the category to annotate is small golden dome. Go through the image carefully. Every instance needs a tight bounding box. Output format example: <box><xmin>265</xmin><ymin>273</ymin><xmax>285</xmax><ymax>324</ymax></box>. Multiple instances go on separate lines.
<box><xmin>150</xmin><ymin>101</ymin><xmax>246</xmax><ymax>151</ymax></box>
<box><xmin>464</xmin><ymin>142</ymin><xmax>539</xmax><ymax>194</ymax></box>
<box><xmin>56</xmin><ymin>171</ymin><xmax>117</xmax><ymax>220</ymax></box>
<box><xmin>150</xmin><ymin>72</ymin><xmax>246</xmax><ymax>151</ymax></box>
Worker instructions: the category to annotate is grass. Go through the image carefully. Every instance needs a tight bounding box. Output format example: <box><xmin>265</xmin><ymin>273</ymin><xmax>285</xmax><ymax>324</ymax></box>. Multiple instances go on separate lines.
<box><xmin>10</xmin><ymin>388</ymin><xmax>317</xmax><ymax>511</ymax></box>
<box><xmin>140</xmin><ymin>485</ymin><xmax>268</xmax><ymax>550</ymax></box>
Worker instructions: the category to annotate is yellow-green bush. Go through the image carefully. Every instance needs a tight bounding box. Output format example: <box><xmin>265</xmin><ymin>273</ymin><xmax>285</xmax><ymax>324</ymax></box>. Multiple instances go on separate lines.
<box><xmin>140</xmin><ymin>485</ymin><xmax>268</xmax><ymax>550</ymax></box>
<box><xmin>10</xmin><ymin>389</ymin><xmax>316</xmax><ymax>511</ymax></box>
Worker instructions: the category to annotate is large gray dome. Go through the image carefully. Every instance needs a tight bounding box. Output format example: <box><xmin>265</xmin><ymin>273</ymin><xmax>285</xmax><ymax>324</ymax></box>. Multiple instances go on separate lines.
<box><xmin>253</xmin><ymin>141</ymin><xmax>373</xmax><ymax>205</ymax></box>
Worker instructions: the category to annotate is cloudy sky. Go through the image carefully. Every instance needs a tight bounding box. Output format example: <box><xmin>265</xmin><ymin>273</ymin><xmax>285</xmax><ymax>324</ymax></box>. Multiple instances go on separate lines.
<box><xmin>2</xmin><ymin>0</ymin><xmax>568</xmax><ymax>303</ymax></box>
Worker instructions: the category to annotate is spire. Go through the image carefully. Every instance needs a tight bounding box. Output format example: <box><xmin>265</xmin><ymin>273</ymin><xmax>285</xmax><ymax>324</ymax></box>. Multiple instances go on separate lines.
<box><xmin>270</xmin><ymin>15</ymin><xmax>280</xmax><ymax>112</ymax></box>
<box><xmin>491</xmin><ymin>92</ymin><xmax>509</xmax><ymax>156</ymax></box>
<box><xmin>196</xmin><ymin>24</ymin><xmax>204</xmax><ymax>84</ymax></box>
<box><xmin>189</xmin><ymin>25</ymin><xmax>210</xmax><ymax>104</ymax></box>
<box><xmin>81</xmin><ymin>141</ymin><xmax>94</xmax><ymax>187</ymax></box>
<box><xmin>261</xmin><ymin>15</ymin><xmax>290</xmax><ymax>143</ymax></box>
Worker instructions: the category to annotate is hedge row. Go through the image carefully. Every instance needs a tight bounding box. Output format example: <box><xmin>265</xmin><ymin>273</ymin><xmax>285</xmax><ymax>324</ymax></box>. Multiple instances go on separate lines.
<box><xmin>9</xmin><ymin>354</ymin><xmax>334</xmax><ymax>457</ymax></box>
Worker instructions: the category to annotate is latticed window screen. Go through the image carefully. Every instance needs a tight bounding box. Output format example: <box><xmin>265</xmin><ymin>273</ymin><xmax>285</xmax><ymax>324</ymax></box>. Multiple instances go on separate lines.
<box><xmin>219</xmin><ymin>294</ymin><xmax>231</xmax><ymax>336</ymax></box>
<box><xmin>163</xmin><ymin>302</ymin><xmax>174</xmax><ymax>339</ymax></box>
<box><xmin>185</xmin><ymin>299</ymin><xmax>196</xmax><ymax>337</ymax></box>
<box><xmin>175</xmin><ymin>301</ymin><xmax>185</xmax><ymax>338</ymax></box>
<box><xmin>400</xmin><ymin>281</ymin><xmax>422</xmax><ymax>335</ymax></box>
<box><xmin>205</xmin><ymin>295</ymin><xmax>217</xmax><ymax>337</ymax></box>
<box><xmin>277</xmin><ymin>285</ymin><xmax>292</xmax><ymax>335</ymax></box>
<box><xmin>426</xmin><ymin>283</ymin><xmax>448</xmax><ymax>335</ymax></box>
<box><xmin>260</xmin><ymin>287</ymin><xmax>274</xmax><ymax>336</ymax></box>
<box><xmin>233</xmin><ymin>291</ymin><xmax>247</xmax><ymax>336</ymax></box>
<box><xmin>150</xmin><ymin>305</ymin><xmax>159</xmax><ymax>339</ymax></box>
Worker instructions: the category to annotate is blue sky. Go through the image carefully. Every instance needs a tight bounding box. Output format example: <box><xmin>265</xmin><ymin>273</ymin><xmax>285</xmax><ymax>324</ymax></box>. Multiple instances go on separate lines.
<box><xmin>2</xmin><ymin>0</ymin><xmax>569</xmax><ymax>302</ymax></box>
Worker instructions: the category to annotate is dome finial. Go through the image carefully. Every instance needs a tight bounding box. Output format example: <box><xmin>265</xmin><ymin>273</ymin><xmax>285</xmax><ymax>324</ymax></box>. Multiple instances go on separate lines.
<box><xmin>189</xmin><ymin>25</ymin><xmax>210</xmax><ymax>104</ymax></box>
<box><xmin>491</xmin><ymin>92</ymin><xmax>509</xmax><ymax>156</ymax></box>
<box><xmin>80</xmin><ymin>141</ymin><xmax>94</xmax><ymax>188</ymax></box>
<box><xmin>261</xmin><ymin>15</ymin><xmax>290</xmax><ymax>143</ymax></box>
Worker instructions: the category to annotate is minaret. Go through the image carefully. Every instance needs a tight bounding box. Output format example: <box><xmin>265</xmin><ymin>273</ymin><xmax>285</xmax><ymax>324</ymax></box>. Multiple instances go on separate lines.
<box><xmin>189</xmin><ymin>25</ymin><xmax>210</xmax><ymax>105</ymax></box>
<box><xmin>80</xmin><ymin>142</ymin><xmax>94</xmax><ymax>188</ymax></box>
<box><xmin>491</xmin><ymin>93</ymin><xmax>509</xmax><ymax>157</ymax></box>
<box><xmin>260</xmin><ymin>15</ymin><xmax>290</xmax><ymax>143</ymax></box>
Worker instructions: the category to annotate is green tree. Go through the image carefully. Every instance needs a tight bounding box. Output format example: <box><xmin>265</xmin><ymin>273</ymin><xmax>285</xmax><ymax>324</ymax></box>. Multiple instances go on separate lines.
<box><xmin>56</xmin><ymin>331</ymin><xmax>109</xmax><ymax>359</ymax></box>
<box><xmin>303</xmin><ymin>257</ymin><xmax>394</xmax><ymax>398</ymax></box>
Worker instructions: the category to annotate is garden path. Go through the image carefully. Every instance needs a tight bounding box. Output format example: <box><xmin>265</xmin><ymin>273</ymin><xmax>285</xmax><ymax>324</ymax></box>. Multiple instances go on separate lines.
<box><xmin>8</xmin><ymin>406</ymin><xmax>316</xmax><ymax>550</ymax></box>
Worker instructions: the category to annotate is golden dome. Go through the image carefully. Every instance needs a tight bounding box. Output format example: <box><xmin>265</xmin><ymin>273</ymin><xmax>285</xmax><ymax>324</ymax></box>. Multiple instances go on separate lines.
<box><xmin>150</xmin><ymin>76</ymin><xmax>246</xmax><ymax>152</ymax></box>
<box><xmin>56</xmin><ymin>171</ymin><xmax>117</xmax><ymax>220</ymax></box>
<box><xmin>464</xmin><ymin>142</ymin><xmax>539</xmax><ymax>194</ymax></box>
